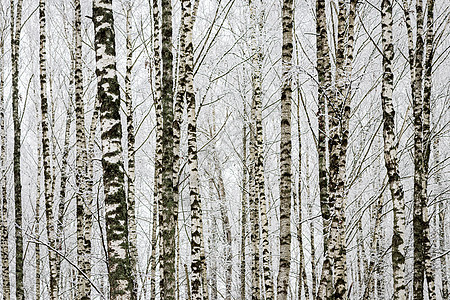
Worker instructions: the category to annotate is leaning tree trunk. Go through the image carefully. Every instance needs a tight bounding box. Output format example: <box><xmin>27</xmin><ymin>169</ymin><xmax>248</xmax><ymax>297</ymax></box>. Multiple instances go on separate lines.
<box><xmin>92</xmin><ymin>0</ymin><xmax>133</xmax><ymax>298</ymax></box>
<box><xmin>422</xmin><ymin>0</ymin><xmax>436</xmax><ymax>297</ymax></box>
<box><xmin>278</xmin><ymin>0</ymin><xmax>293</xmax><ymax>297</ymax></box>
<box><xmin>39</xmin><ymin>1</ymin><xmax>58</xmax><ymax>298</ymax></box>
<box><xmin>10</xmin><ymin>0</ymin><xmax>24</xmax><ymax>298</ymax></box>
<box><xmin>0</xmin><ymin>36</ymin><xmax>10</xmax><ymax>300</ymax></box>
<box><xmin>380</xmin><ymin>0</ymin><xmax>407</xmax><ymax>297</ymax></box>
<box><xmin>159</xmin><ymin>0</ymin><xmax>176</xmax><ymax>295</ymax></box>
<box><xmin>125</xmin><ymin>4</ymin><xmax>138</xmax><ymax>297</ymax></box>
<box><xmin>296</xmin><ymin>97</ymin><xmax>309</xmax><ymax>300</ymax></box>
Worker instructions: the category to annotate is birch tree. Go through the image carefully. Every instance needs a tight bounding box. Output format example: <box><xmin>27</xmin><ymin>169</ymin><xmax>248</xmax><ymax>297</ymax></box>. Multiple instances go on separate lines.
<box><xmin>92</xmin><ymin>0</ymin><xmax>133</xmax><ymax>298</ymax></box>
<box><xmin>278</xmin><ymin>0</ymin><xmax>294</xmax><ymax>297</ymax></box>
<box><xmin>0</xmin><ymin>32</ymin><xmax>9</xmax><ymax>300</ymax></box>
<box><xmin>10</xmin><ymin>1</ymin><xmax>24</xmax><ymax>297</ymax></box>
<box><xmin>39</xmin><ymin>0</ymin><xmax>59</xmax><ymax>298</ymax></box>
<box><xmin>380</xmin><ymin>0</ymin><xmax>407</xmax><ymax>297</ymax></box>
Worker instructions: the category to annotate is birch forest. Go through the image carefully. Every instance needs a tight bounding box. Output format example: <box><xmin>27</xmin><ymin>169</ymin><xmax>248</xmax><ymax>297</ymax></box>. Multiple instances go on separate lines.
<box><xmin>0</xmin><ymin>0</ymin><xmax>449</xmax><ymax>299</ymax></box>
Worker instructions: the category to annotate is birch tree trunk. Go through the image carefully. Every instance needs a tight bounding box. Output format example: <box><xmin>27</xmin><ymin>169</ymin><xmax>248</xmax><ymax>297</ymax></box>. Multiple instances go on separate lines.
<box><xmin>315</xmin><ymin>0</ymin><xmax>332</xmax><ymax>293</ymax></box>
<box><xmin>434</xmin><ymin>138</ymin><xmax>448</xmax><ymax>299</ymax></box>
<box><xmin>422</xmin><ymin>0</ymin><xmax>436</xmax><ymax>297</ymax></box>
<box><xmin>249</xmin><ymin>102</ymin><xmax>261</xmax><ymax>300</ymax></box>
<box><xmin>249</xmin><ymin>2</ymin><xmax>273</xmax><ymax>297</ymax></box>
<box><xmin>74</xmin><ymin>1</ymin><xmax>91</xmax><ymax>299</ymax></box>
<box><xmin>296</xmin><ymin>98</ymin><xmax>309</xmax><ymax>300</ymax></box>
<box><xmin>92</xmin><ymin>0</ymin><xmax>133</xmax><ymax>298</ymax></box>
<box><xmin>10</xmin><ymin>0</ymin><xmax>24</xmax><ymax>297</ymax></box>
<box><xmin>181</xmin><ymin>0</ymin><xmax>206</xmax><ymax>298</ymax></box>
<box><xmin>35</xmin><ymin>113</ymin><xmax>41</xmax><ymax>300</ymax></box>
<box><xmin>380</xmin><ymin>0</ymin><xmax>407</xmax><ymax>297</ymax></box>
<box><xmin>0</xmin><ymin>36</ymin><xmax>10</xmax><ymax>300</ymax></box>
<box><xmin>241</xmin><ymin>107</ymin><xmax>248</xmax><ymax>300</ymax></box>
<box><xmin>159</xmin><ymin>0</ymin><xmax>176</xmax><ymax>295</ymax></box>
<box><xmin>39</xmin><ymin>1</ymin><xmax>58</xmax><ymax>298</ymax></box>
<box><xmin>125</xmin><ymin>4</ymin><xmax>138</xmax><ymax>297</ymax></box>
<box><xmin>278</xmin><ymin>0</ymin><xmax>293</xmax><ymax>297</ymax></box>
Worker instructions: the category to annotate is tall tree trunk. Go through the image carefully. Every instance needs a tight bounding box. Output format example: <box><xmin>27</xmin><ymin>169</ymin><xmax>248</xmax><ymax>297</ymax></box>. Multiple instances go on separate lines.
<box><xmin>326</xmin><ymin>0</ymin><xmax>356</xmax><ymax>297</ymax></box>
<box><xmin>315</xmin><ymin>0</ymin><xmax>332</xmax><ymax>294</ymax></box>
<box><xmin>35</xmin><ymin>108</ymin><xmax>41</xmax><ymax>300</ymax></box>
<box><xmin>10</xmin><ymin>0</ymin><xmax>24</xmax><ymax>298</ymax></box>
<box><xmin>212</xmin><ymin>146</ymin><xmax>232</xmax><ymax>300</ymax></box>
<box><xmin>159</xmin><ymin>0</ymin><xmax>176</xmax><ymax>295</ymax></box>
<box><xmin>249</xmin><ymin>102</ymin><xmax>261</xmax><ymax>300</ymax></box>
<box><xmin>0</xmin><ymin>35</ymin><xmax>10</xmax><ymax>300</ymax></box>
<box><xmin>241</xmin><ymin>112</ymin><xmax>248</xmax><ymax>300</ymax></box>
<box><xmin>380</xmin><ymin>0</ymin><xmax>407</xmax><ymax>297</ymax></box>
<box><xmin>409</xmin><ymin>0</ymin><xmax>426</xmax><ymax>296</ymax></box>
<box><xmin>92</xmin><ymin>0</ymin><xmax>133</xmax><ymax>298</ymax></box>
<box><xmin>434</xmin><ymin>138</ymin><xmax>448</xmax><ymax>299</ymax></box>
<box><xmin>296</xmin><ymin>97</ymin><xmax>309</xmax><ymax>300</ymax></box>
<box><xmin>422</xmin><ymin>0</ymin><xmax>436</xmax><ymax>297</ymax></box>
<box><xmin>249</xmin><ymin>2</ymin><xmax>273</xmax><ymax>298</ymax></box>
<box><xmin>278</xmin><ymin>0</ymin><xmax>293</xmax><ymax>297</ymax></box>
<box><xmin>39</xmin><ymin>1</ymin><xmax>58</xmax><ymax>298</ymax></box>
<box><xmin>74</xmin><ymin>1</ymin><xmax>90</xmax><ymax>299</ymax></box>
<box><xmin>182</xmin><ymin>0</ymin><xmax>205</xmax><ymax>298</ymax></box>
<box><xmin>150</xmin><ymin>0</ymin><xmax>162</xmax><ymax>297</ymax></box>
<box><xmin>125</xmin><ymin>4</ymin><xmax>138</xmax><ymax>297</ymax></box>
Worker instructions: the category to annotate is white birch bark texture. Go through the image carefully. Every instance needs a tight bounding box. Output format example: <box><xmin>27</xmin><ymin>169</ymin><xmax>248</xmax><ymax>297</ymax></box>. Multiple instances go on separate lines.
<box><xmin>92</xmin><ymin>0</ymin><xmax>133</xmax><ymax>298</ymax></box>
<box><xmin>39</xmin><ymin>1</ymin><xmax>58</xmax><ymax>298</ymax></box>
<box><xmin>380</xmin><ymin>0</ymin><xmax>407</xmax><ymax>297</ymax></box>
<box><xmin>125</xmin><ymin>4</ymin><xmax>138</xmax><ymax>298</ymax></box>
<box><xmin>0</xmin><ymin>35</ymin><xmax>10</xmax><ymax>300</ymax></box>
<box><xmin>249</xmin><ymin>2</ymin><xmax>273</xmax><ymax>298</ymax></box>
<box><xmin>278</xmin><ymin>0</ymin><xmax>293</xmax><ymax>297</ymax></box>
<box><xmin>10</xmin><ymin>0</ymin><xmax>24</xmax><ymax>298</ymax></box>
<box><xmin>159</xmin><ymin>0</ymin><xmax>176</xmax><ymax>295</ymax></box>
<box><xmin>181</xmin><ymin>0</ymin><xmax>206</xmax><ymax>298</ymax></box>
<box><xmin>74</xmin><ymin>1</ymin><xmax>91</xmax><ymax>299</ymax></box>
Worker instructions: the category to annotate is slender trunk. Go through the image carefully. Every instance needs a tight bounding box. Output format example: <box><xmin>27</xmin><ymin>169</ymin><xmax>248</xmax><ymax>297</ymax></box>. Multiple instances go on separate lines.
<box><xmin>241</xmin><ymin>113</ymin><xmax>247</xmax><ymax>300</ymax></box>
<box><xmin>159</xmin><ymin>0</ymin><xmax>176</xmax><ymax>295</ymax></box>
<box><xmin>363</xmin><ymin>195</ymin><xmax>383</xmax><ymax>298</ymax></box>
<box><xmin>410</xmin><ymin>0</ymin><xmax>426</xmax><ymax>296</ymax></box>
<box><xmin>39</xmin><ymin>1</ymin><xmax>58</xmax><ymax>298</ymax></box>
<box><xmin>434</xmin><ymin>138</ymin><xmax>448</xmax><ymax>299</ymax></box>
<box><xmin>249</xmin><ymin>2</ymin><xmax>273</xmax><ymax>297</ymax></box>
<box><xmin>296</xmin><ymin>98</ymin><xmax>309</xmax><ymax>300</ymax></box>
<box><xmin>315</xmin><ymin>0</ymin><xmax>332</xmax><ymax>294</ymax></box>
<box><xmin>0</xmin><ymin>36</ymin><xmax>10</xmax><ymax>300</ymax></box>
<box><xmin>35</xmin><ymin>105</ymin><xmax>42</xmax><ymax>300</ymax></box>
<box><xmin>422</xmin><ymin>0</ymin><xmax>435</xmax><ymax>298</ymax></box>
<box><xmin>10</xmin><ymin>0</ymin><xmax>24</xmax><ymax>297</ymax></box>
<box><xmin>125</xmin><ymin>5</ymin><xmax>138</xmax><ymax>297</ymax></box>
<box><xmin>213</xmin><ymin>153</ymin><xmax>232</xmax><ymax>300</ymax></box>
<box><xmin>93</xmin><ymin>0</ymin><xmax>133</xmax><ymax>297</ymax></box>
<box><xmin>306</xmin><ymin>147</ymin><xmax>316</xmax><ymax>300</ymax></box>
<box><xmin>380</xmin><ymin>0</ymin><xmax>407</xmax><ymax>297</ymax></box>
<box><xmin>74</xmin><ymin>1</ymin><xmax>90</xmax><ymax>299</ymax></box>
<box><xmin>278</xmin><ymin>0</ymin><xmax>293</xmax><ymax>297</ymax></box>
<box><xmin>249</xmin><ymin>102</ymin><xmax>261</xmax><ymax>300</ymax></box>
<box><xmin>182</xmin><ymin>0</ymin><xmax>205</xmax><ymax>298</ymax></box>
<box><xmin>150</xmin><ymin>0</ymin><xmax>162</xmax><ymax>297</ymax></box>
